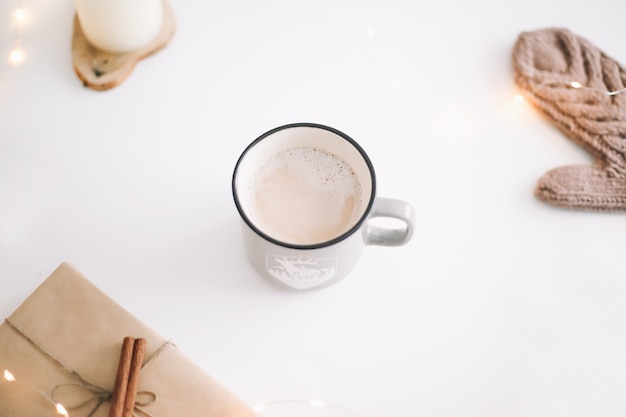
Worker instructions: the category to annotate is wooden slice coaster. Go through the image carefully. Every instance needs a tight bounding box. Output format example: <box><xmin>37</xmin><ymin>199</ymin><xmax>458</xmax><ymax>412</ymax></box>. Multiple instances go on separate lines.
<box><xmin>71</xmin><ymin>0</ymin><xmax>176</xmax><ymax>91</ymax></box>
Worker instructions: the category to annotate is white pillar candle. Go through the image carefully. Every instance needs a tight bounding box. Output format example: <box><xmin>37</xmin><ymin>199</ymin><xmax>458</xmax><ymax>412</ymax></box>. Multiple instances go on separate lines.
<box><xmin>75</xmin><ymin>0</ymin><xmax>164</xmax><ymax>54</ymax></box>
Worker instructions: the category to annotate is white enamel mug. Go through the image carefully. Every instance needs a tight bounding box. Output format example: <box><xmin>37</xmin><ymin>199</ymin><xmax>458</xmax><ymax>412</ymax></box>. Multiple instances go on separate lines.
<box><xmin>232</xmin><ymin>123</ymin><xmax>416</xmax><ymax>290</ymax></box>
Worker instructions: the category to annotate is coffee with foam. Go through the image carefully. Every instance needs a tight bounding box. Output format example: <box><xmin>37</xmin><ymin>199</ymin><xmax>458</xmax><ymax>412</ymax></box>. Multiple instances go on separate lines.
<box><xmin>246</xmin><ymin>146</ymin><xmax>364</xmax><ymax>245</ymax></box>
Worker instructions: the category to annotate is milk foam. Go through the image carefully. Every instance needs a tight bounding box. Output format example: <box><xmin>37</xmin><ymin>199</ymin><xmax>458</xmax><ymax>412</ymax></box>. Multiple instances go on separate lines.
<box><xmin>247</xmin><ymin>146</ymin><xmax>364</xmax><ymax>245</ymax></box>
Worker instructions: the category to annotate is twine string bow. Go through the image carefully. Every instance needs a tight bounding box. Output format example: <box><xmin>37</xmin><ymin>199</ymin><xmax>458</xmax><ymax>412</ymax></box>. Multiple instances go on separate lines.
<box><xmin>51</xmin><ymin>375</ymin><xmax>157</xmax><ymax>417</ymax></box>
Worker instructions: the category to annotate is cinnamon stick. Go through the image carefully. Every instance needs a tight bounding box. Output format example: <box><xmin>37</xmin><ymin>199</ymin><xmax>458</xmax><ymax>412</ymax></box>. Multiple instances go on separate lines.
<box><xmin>122</xmin><ymin>337</ymin><xmax>146</xmax><ymax>417</ymax></box>
<box><xmin>108</xmin><ymin>337</ymin><xmax>135</xmax><ymax>417</ymax></box>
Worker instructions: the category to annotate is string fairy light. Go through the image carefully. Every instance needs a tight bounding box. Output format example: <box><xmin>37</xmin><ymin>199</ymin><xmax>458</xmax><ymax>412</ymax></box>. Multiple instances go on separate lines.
<box><xmin>3</xmin><ymin>368</ymin><xmax>69</xmax><ymax>416</ymax></box>
<box><xmin>8</xmin><ymin>0</ymin><xmax>27</xmax><ymax>66</ymax></box>
<box><xmin>56</xmin><ymin>402</ymin><xmax>70</xmax><ymax>416</ymax></box>
<box><xmin>252</xmin><ymin>399</ymin><xmax>360</xmax><ymax>417</ymax></box>
<box><xmin>3</xmin><ymin>369</ymin><xmax>16</xmax><ymax>381</ymax></box>
<box><xmin>513</xmin><ymin>79</ymin><xmax>626</xmax><ymax>104</ymax></box>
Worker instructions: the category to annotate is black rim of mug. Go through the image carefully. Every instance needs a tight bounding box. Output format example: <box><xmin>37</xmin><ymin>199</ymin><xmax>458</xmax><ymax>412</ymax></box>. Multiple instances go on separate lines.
<box><xmin>232</xmin><ymin>122</ymin><xmax>377</xmax><ymax>250</ymax></box>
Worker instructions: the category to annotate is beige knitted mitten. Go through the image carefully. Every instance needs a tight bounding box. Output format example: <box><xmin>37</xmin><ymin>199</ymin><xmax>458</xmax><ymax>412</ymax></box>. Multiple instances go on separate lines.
<box><xmin>512</xmin><ymin>27</ymin><xmax>626</xmax><ymax>211</ymax></box>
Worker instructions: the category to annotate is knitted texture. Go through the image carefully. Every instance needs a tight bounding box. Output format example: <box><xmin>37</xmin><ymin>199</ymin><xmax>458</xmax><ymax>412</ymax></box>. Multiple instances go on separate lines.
<box><xmin>512</xmin><ymin>27</ymin><xmax>626</xmax><ymax>211</ymax></box>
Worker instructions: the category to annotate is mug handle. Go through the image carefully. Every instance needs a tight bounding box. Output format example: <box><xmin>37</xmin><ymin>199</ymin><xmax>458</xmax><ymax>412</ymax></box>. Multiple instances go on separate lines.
<box><xmin>363</xmin><ymin>197</ymin><xmax>416</xmax><ymax>246</ymax></box>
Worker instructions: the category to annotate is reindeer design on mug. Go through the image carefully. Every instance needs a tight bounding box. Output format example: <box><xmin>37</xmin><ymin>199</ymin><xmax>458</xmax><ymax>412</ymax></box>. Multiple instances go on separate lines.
<box><xmin>266</xmin><ymin>255</ymin><xmax>339</xmax><ymax>289</ymax></box>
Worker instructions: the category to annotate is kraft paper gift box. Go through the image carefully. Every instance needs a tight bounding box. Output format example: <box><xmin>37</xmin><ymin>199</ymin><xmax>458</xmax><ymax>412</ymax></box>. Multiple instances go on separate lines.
<box><xmin>0</xmin><ymin>263</ymin><xmax>254</xmax><ymax>417</ymax></box>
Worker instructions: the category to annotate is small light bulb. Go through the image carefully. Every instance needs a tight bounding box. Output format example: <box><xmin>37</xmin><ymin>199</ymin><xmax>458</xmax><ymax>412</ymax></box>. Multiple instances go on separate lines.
<box><xmin>9</xmin><ymin>47</ymin><xmax>25</xmax><ymax>65</ymax></box>
<box><xmin>514</xmin><ymin>95</ymin><xmax>524</xmax><ymax>104</ymax></box>
<box><xmin>310</xmin><ymin>399</ymin><xmax>326</xmax><ymax>407</ymax></box>
<box><xmin>15</xmin><ymin>8</ymin><xmax>25</xmax><ymax>21</ymax></box>
<box><xmin>570</xmin><ymin>81</ymin><xmax>582</xmax><ymax>89</ymax></box>
<box><xmin>56</xmin><ymin>403</ymin><xmax>69</xmax><ymax>416</ymax></box>
<box><xmin>3</xmin><ymin>370</ymin><xmax>16</xmax><ymax>381</ymax></box>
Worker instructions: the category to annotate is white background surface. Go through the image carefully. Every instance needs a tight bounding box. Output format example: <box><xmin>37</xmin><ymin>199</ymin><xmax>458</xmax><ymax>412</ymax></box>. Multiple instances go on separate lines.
<box><xmin>2</xmin><ymin>1</ymin><xmax>626</xmax><ymax>417</ymax></box>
